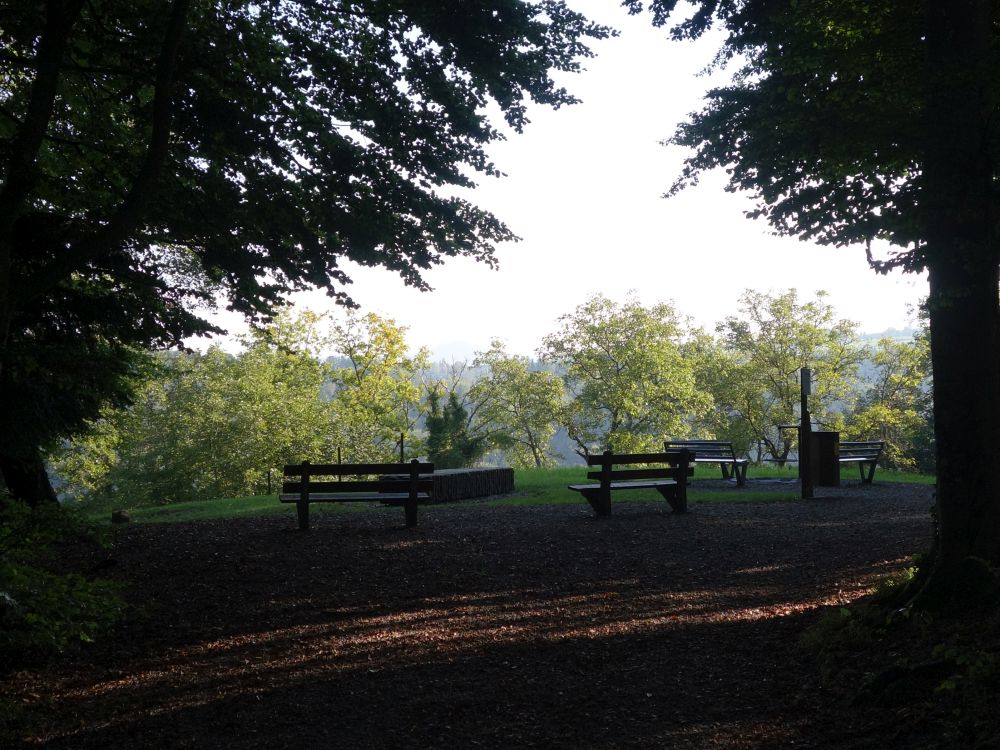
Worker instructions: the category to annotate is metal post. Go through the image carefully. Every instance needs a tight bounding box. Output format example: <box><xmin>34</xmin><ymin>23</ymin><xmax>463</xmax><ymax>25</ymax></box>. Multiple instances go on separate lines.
<box><xmin>800</xmin><ymin>367</ymin><xmax>813</xmax><ymax>500</ymax></box>
<box><xmin>399</xmin><ymin>432</ymin><xmax>404</xmax><ymax>463</ymax></box>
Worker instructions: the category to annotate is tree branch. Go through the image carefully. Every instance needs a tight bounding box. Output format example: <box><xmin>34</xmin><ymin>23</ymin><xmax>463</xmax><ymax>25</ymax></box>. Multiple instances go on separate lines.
<box><xmin>0</xmin><ymin>0</ymin><xmax>86</xmax><ymax>350</ymax></box>
<box><xmin>17</xmin><ymin>0</ymin><xmax>192</xmax><ymax>305</ymax></box>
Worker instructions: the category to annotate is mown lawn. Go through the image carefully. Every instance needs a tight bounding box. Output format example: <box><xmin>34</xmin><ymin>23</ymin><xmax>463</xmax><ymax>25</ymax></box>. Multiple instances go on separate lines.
<box><xmin>83</xmin><ymin>463</ymin><xmax>933</xmax><ymax>525</ymax></box>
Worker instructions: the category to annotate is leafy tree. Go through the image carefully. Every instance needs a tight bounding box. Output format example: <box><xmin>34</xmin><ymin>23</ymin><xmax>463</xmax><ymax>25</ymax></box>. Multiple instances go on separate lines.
<box><xmin>0</xmin><ymin>0</ymin><xmax>610</xmax><ymax>501</ymax></box>
<box><xmin>846</xmin><ymin>332</ymin><xmax>934</xmax><ymax>473</ymax></box>
<box><xmin>713</xmin><ymin>289</ymin><xmax>865</xmax><ymax>463</ymax></box>
<box><xmin>326</xmin><ymin>312</ymin><xmax>428</xmax><ymax>462</ymax></box>
<box><xmin>0</xmin><ymin>279</ymin><xmax>158</xmax><ymax>506</ymax></box>
<box><xmin>469</xmin><ymin>340</ymin><xmax>565</xmax><ymax>468</ymax></box>
<box><xmin>631</xmin><ymin>0</ymin><xmax>1000</xmax><ymax>599</ymax></box>
<box><xmin>680</xmin><ymin>329</ymin><xmax>758</xmax><ymax>457</ymax></box>
<box><xmin>62</xmin><ymin>310</ymin><xmax>335</xmax><ymax>505</ymax></box>
<box><xmin>539</xmin><ymin>294</ymin><xmax>710</xmax><ymax>456</ymax></box>
<box><xmin>425</xmin><ymin>387</ymin><xmax>488</xmax><ymax>469</ymax></box>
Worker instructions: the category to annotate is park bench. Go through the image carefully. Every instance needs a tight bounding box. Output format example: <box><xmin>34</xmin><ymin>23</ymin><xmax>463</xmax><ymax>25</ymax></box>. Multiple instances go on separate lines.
<box><xmin>664</xmin><ymin>439</ymin><xmax>750</xmax><ymax>486</ymax></box>
<box><xmin>279</xmin><ymin>459</ymin><xmax>434</xmax><ymax>530</ymax></box>
<box><xmin>568</xmin><ymin>449</ymin><xmax>694</xmax><ymax>517</ymax></box>
<box><xmin>838</xmin><ymin>441</ymin><xmax>884</xmax><ymax>484</ymax></box>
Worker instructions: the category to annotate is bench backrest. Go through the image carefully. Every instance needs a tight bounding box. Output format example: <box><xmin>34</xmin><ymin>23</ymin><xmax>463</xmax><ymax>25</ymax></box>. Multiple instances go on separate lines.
<box><xmin>664</xmin><ymin>440</ymin><xmax>738</xmax><ymax>461</ymax></box>
<box><xmin>585</xmin><ymin>449</ymin><xmax>694</xmax><ymax>483</ymax></box>
<box><xmin>282</xmin><ymin>460</ymin><xmax>434</xmax><ymax>496</ymax></box>
<box><xmin>838</xmin><ymin>441</ymin><xmax>884</xmax><ymax>460</ymax></box>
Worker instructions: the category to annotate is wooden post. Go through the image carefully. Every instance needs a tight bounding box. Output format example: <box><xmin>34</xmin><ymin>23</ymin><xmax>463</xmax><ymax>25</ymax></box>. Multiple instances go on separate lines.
<box><xmin>800</xmin><ymin>368</ymin><xmax>814</xmax><ymax>500</ymax></box>
<box><xmin>297</xmin><ymin>460</ymin><xmax>311</xmax><ymax>531</ymax></box>
<box><xmin>597</xmin><ymin>450</ymin><xmax>613</xmax><ymax>516</ymax></box>
<box><xmin>399</xmin><ymin>432</ymin><xmax>405</xmax><ymax>463</ymax></box>
<box><xmin>664</xmin><ymin>448</ymin><xmax>690</xmax><ymax>513</ymax></box>
<box><xmin>405</xmin><ymin>458</ymin><xmax>419</xmax><ymax>528</ymax></box>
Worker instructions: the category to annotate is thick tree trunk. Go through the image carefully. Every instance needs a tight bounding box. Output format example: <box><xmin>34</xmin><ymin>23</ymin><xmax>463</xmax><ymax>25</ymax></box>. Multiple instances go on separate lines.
<box><xmin>919</xmin><ymin>0</ymin><xmax>1000</xmax><ymax>603</ymax></box>
<box><xmin>927</xmin><ymin>260</ymin><xmax>1000</xmax><ymax>564</ymax></box>
<box><xmin>0</xmin><ymin>449</ymin><xmax>58</xmax><ymax>508</ymax></box>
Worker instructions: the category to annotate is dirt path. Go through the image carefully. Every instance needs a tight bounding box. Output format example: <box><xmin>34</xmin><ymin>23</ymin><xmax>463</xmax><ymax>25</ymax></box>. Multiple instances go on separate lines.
<box><xmin>5</xmin><ymin>482</ymin><xmax>935</xmax><ymax>748</ymax></box>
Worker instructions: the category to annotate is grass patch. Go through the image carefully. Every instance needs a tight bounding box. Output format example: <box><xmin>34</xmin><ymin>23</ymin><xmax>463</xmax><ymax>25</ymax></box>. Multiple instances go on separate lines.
<box><xmin>77</xmin><ymin>463</ymin><xmax>931</xmax><ymax>525</ymax></box>
<box><xmin>484</xmin><ymin>466</ymin><xmax>798</xmax><ymax>507</ymax></box>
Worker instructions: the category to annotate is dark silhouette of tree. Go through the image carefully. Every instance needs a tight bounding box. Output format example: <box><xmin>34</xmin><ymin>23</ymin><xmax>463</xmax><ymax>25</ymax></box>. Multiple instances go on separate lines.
<box><xmin>0</xmin><ymin>0</ymin><xmax>610</xmax><ymax>502</ymax></box>
<box><xmin>629</xmin><ymin>0</ymin><xmax>1000</xmax><ymax>605</ymax></box>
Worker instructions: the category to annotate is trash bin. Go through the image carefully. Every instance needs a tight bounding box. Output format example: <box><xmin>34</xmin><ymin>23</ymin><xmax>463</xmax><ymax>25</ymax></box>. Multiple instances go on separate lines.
<box><xmin>811</xmin><ymin>431</ymin><xmax>840</xmax><ymax>487</ymax></box>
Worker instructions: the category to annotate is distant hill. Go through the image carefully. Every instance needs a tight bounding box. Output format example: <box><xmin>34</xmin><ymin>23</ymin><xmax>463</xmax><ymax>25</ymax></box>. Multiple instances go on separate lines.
<box><xmin>859</xmin><ymin>326</ymin><xmax>918</xmax><ymax>343</ymax></box>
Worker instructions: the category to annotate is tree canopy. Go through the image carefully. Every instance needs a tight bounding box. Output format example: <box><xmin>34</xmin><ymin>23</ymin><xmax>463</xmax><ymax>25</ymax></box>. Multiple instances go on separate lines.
<box><xmin>629</xmin><ymin>0</ymin><xmax>1000</xmax><ymax>600</ymax></box>
<box><xmin>539</xmin><ymin>294</ymin><xmax>709</xmax><ymax>456</ymax></box>
<box><xmin>713</xmin><ymin>289</ymin><xmax>863</xmax><ymax>462</ymax></box>
<box><xmin>0</xmin><ymin>0</ymin><xmax>611</xmax><ymax>501</ymax></box>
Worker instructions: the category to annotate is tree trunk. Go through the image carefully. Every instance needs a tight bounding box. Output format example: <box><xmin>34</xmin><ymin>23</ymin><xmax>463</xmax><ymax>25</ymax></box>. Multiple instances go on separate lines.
<box><xmin>0</xmin><ymin>448</ymin><xmax>58</xmax><ymax>507</ymax></box>
<box><xmin>918</xmin><ymin>0</ymin><xmax>1000</xmax><ymax>604</ymax></box>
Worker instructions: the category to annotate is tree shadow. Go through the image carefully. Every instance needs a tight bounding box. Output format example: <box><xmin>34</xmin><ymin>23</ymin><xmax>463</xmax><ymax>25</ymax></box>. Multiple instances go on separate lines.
<box><xmin>7</xmin><ymin>493</ymin><xmax>933</xmax><ymax>749</ymax></box>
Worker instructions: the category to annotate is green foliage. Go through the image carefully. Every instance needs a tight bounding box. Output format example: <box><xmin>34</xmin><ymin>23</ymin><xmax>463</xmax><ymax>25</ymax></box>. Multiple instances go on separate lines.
<box><xmin>540</xmin><ymin>293</ymin><xmax>711</xmax><ymax>456</ymax></box>
<box><xmin>636</xmin><ymin>0</ymin><xmax>1000</xmax><ymax>574</ymax></box>
<box><xmin>2</xmin><ymin>0</ymin><xmax>612</xmax><ymax>318</ymax></box>
<box><xmin>846</xmin><ymin>331</ymin><xmax>934</xmax><ymax>472</ymax></box>
<box><xmin>469</xmin><ymin>340</ymin><xmax>565</xmax><ymax>469</ymax></box>
<box><xmin>425</xmin><ymin>388</ymin><xmax>488</xmax><ymax>469</ymax></box>
<box><xmin>799</xmin><ymin>566</ymin><xmax>919</xmax><ymax>679</ymax></box>
<box><xmin>57</xmin><ymin>309</ymin><xmax>437</xmax><ymax>506</ymax></box>
<box><xmin>0</xmin><ymin>0</ymin><xmax>610</xmax><ymax>505</ymax></box>
<box><xmin>710</xmin><ymin>289</ymin><xmax>864</xmax><ymax>462</ymax></box>
<box><xmin>657</xmin><ymin>0</ymin><xmax>926</xmax><ymax>264</ymax></box>
<box><xmin>0</xmin><ymin>502</ymin><xmax>123</xmax><ymax>669</ymax></box>
<box><xmin>326</xmin><ymin>312</ymin><xmax>429</xmax><ymax>462</ymax></box>
<box><xmin>55</xmin><ymin>310</ymin><xmax>336</xmax><ymax>505</ymax></box>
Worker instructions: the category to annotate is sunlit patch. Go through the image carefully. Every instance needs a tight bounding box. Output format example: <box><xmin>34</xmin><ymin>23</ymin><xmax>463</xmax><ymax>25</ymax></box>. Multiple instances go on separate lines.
<box><xmin>732</xmin><ymin>564</ymin><xmax>786</xmax><ymax>575</ymax></box>
<box><xmin>39</xmin><ymin>574</ymin><xmax>883</xmax><ymax>745</ymax></box>
<box><xmin>378</xmin><ymin>539</ymin><xmax>439</xmax><ymax>551</ymax></box>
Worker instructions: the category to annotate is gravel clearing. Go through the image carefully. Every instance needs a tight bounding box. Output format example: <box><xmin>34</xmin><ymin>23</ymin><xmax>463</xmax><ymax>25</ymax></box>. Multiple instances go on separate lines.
<box><xmin>4</xmin><ymin>480</ymin><xmax>936</xmax><ymax>749</ymax></box>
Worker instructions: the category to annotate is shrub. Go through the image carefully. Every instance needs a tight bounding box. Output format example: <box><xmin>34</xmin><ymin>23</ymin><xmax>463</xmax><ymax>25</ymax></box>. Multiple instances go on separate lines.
<box><xmin>0</xmin><ymin>501</ymin><xmax>124</xmax><ymax>670</ymax></box>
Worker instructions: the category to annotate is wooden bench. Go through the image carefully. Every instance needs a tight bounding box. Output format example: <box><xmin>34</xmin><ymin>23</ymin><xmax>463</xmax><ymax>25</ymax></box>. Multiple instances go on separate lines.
<box><xmin>568</xmin><ymin>449</ymin><xmax>694</xmax><ymax>517</ymax></box>
<box><xmin>838</xmin><ymin>441</ymin><xmax>884</xmax><ymax>483</ymax></box>
<box><xmin>664</xmin><ymin>439</ymin><xmax>750</xmax><ymax>486</ymax></box>
<box><xmin>279</xmin><ymin>459</ymin><xmax>434</xmax><ymax>530</ymax></box>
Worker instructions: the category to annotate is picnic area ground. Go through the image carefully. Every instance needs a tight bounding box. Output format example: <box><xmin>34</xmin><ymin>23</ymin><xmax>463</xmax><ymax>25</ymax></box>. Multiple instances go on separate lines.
<box><xmin>4</xmin><ymin>479</ymin><xmax>961</xmax><ymax>748</ymax></box>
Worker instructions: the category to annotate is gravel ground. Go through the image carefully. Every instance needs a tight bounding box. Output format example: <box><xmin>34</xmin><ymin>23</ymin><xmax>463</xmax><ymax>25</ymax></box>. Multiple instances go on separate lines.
<box><xmin>4</xmin><ymin>480</ymin><xmax>936</xmax><ymax>749</ymax></box>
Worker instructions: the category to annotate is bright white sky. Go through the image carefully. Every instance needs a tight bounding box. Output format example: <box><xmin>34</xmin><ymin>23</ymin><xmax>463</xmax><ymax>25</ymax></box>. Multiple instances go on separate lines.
<box><xmin>211</xmin><ymin>1</ymin><xmax>927</xmax><ymax>360</ymax></box>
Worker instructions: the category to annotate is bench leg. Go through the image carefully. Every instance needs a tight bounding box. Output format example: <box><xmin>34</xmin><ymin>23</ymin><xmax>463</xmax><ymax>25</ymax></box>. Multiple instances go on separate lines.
<box><xmin>720</xmin><ymin>464</ymin><xmax>731</xmax><ymax>480</ymax></box>
<box><xmin>735</xmin><ymin>463</ymin><xmax>748</xmax><ymax>487</ymax></box>
<box><xmin>296</xmin><ymin>500</ymin><xmax>310</xmax><ymax>531</ymax></box>
<box><xmin>656</xmin><ymin>485</ymin><xmax>687</xmax><ymax>513</ymax></box>
<box><xmin>862</xmin><ymin>462</ymin><xmax>877</xmax><ymax>484</ymax></box>
<box><xmin>404</xmin><ymin>498</ymin><xmax>418</xmax><ymax>528</ymax></box>
<box><xmin>581</xmin><ymin>488</ymin><xmax>611</xmax><ymax>517</ymax></box>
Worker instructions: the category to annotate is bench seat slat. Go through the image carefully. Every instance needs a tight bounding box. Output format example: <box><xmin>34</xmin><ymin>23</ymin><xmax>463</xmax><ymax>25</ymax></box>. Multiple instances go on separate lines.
<box><xmin>586</xmin><ymin>451</ymin><xmax>686</xmax><ymax>466</ymax></box>
<box><xmin>282</xmin><ymin>462</ymin><xmax>433</xmax><ymax>476</ymax></box>
<box><xmin>586</xmin><ymin>467</ymin><xmax>694</xmax><ymax>482</ymax></box>
<box><xmin>279</xmin><ymin>492</ymin><xmax>432</xmax><ymax>503</ymax></box>
<box><xmin>282</xmin><ymin>479</ymin><xmax>434</xmax><ymax>494</ymax></box>
<box><xmin>569</xmin><ymin>480</ymin><xmax>677</xmax><ymax>492</ymax></box>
